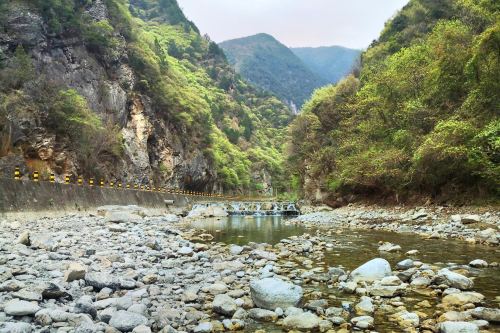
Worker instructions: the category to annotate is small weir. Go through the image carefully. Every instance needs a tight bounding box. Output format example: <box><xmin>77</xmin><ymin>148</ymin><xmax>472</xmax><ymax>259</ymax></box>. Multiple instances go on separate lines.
<box><xmin>191</xmin><ymin>201</ymin><xmax>300</xmax><ymax>216</ymax></box>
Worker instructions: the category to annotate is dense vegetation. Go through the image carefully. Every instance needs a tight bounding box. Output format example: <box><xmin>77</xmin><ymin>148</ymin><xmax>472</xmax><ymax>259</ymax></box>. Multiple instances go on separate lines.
<box><xmin>291</xmin><ymin>46</ymin><xmax>361</xmax><ymax>84</ymax></box>
<box><xmin>286</xmin><ymin>0</ymin><xmax>499</xmax><ymax>203</ymax></box>
<box><xmin>220</xmin><ymin>33</ymin><xmax>327</xmax><ymax>109</ymax></box>
<box><xmin>0</xmin><ymin>0</ymin><xmax>293</xmax><ymax>191</ymax></box>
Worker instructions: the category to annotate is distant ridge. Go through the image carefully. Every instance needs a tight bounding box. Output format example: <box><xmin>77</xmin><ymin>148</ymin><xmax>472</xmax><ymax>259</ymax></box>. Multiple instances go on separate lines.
<box><xmin>291</xmin><ymin>46</ymin><xmax>361</xmax><ymax>83</ymax></box>
<box><xmin>219</xmin><ymin>33</ymin><xmax>326</xmax><ymax>108</ymax></box>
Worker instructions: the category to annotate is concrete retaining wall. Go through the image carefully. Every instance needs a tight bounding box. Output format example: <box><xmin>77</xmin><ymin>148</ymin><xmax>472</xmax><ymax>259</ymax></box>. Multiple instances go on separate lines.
<box><xmin>0</xmin><ymin>178</ymin><xmax>209</xmax><ymax>215</ymax></box>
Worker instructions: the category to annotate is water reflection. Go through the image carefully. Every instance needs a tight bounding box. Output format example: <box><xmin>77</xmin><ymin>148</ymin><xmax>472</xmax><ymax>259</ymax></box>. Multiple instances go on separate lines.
<box><xmin>188</xmin><ymin>215</ymin><xmax>302</xmax><ymax>245</ymax></box>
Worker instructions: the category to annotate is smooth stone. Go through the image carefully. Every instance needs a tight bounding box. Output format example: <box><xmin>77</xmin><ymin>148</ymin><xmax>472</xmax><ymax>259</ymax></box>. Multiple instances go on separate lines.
<box><xmin>0</xmin><ymin>322</ymin><xmax>33</xmax><ymax>333</ymax></box>
<box><xmin>396</xmin><ymin>259</ymin><xmax>414</xmax><ymax>270</ymax></box>
<box><xmin>250</xmin><ymin>278</ymin><xmax>303</xmax><ymax>310</ymax></box>
<box><xmin>282</xmin><ymin>312</ymin><xmax>321</xmax><ymax>331</ymax></box>
<box><xmin>442</xmin><ymin>292</ymin><xmax>485</xmax><ymax>308</ymax></box>
<box><xmin>349</xmin><ymin>258</ymin><xmax>391</xmax><ymax>282</ymax></box>
<box><xmin>438</xmin><ymin>321</ymin><xmax>479</xmax><ymax>333</ymax></box>
<box><xmin>433</xmin><ymin>269</ymin><xmax>474</xmax><ymax>290</ymax></box>
<box><xmin>378</xmin><ymin>242</ymin><xmax>402</xmax><ymax>252</ymax></box>
<box><xmin>212</xmin><ymin>294</ymin><xmax>237</xmax><ymax>316</ymax></box>
<box><xmin>64</xmin><ymin>262</ymin><xmax>87</xmax><ymax>282</ymax></box>
<box><xmin>471</xmin><ymin>307</ymin><xmax>500</xmax><ymax>322</ymax></box>
<box><xmin>193</xmin><ymin>322</ymin><xmax>212</xmax><ymax>333</ymax></box>
<box><xmin>85</xmin><ymin>272</ymin><xmax>120</xmax><ymax>290</ymax></box>
<box><xmin>351</xmin><ymin>315</ymin><xmax>374</xmax><ymax>329</ymax></box>
<box><xmin>355</xmin><ymin>296</ymin><xmax>374</xmax><ymax>315</ymax></box>
<box><xmin>4</xmin><ymin>300</ymin><xmax>40</xmax><ymax>316</ymax></box>
<box><xmin>248</xmin><ymin>308</ymin><xmax>278</xmax><ymax>322</ymax></box>
<box><xmin>109</xmin><ymin>310</ymin><xmax>148</xmax><ymax>332</ymax></box>
<box><xmin>468</xmin><ymin>260</ymin><xmax>488</xmax><ymax>268</ymax></box>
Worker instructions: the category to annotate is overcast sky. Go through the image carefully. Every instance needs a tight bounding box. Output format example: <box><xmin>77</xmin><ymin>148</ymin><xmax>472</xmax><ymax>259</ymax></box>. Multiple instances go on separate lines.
<box><xmin>176</xmin><ymin>0</ymin><xmax>409</xmax><ymax>49</ymax></box>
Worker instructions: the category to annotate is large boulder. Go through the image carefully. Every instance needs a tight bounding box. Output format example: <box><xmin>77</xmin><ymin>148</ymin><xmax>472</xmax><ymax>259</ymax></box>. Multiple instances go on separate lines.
<box><xmin>433</xmin><ymin>269</ymin><xmax>473</xmax><ymax>290</ymax></box>
<box><xmin>438</xmin><ymin>321</ymin><xmax>479</xmax><ymax>333</ymax></box>
<box><xmin>349</xmin><ymin>258</ymin><xmax>392</xmax><ymax>282</ymax></box>
<box><xmin>250</xmin><ymin>278</ymin><xmax>302</xmax><ymax>310</ymax></box>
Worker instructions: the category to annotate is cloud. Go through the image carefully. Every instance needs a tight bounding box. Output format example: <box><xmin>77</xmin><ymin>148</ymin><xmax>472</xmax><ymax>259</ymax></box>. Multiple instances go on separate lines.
<box><xmin>177</xmin><ymin>0</ymin><xmax>409</xmax><ymax>49</ymax></box>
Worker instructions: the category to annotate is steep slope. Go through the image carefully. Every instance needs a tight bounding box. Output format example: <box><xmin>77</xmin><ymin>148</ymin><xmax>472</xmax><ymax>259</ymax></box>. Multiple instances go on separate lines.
<box><xmin>219</xmin><ymin>33</ymin><xmax>326</xmax><ymax>109</ymax></box>
<box><xmin>286</xmin><ymin>0</ymin><xmax>499</xmax><ymax>203</ymax></box>
<box><xmin>291</xmin><ymin>46</ymin><xmax>361</xmax><ymax>83</ymax></box>
<box><xmin>0</xmin><ymin>0</ymin><xmax>293</xmax><ymax>194</ymax></box>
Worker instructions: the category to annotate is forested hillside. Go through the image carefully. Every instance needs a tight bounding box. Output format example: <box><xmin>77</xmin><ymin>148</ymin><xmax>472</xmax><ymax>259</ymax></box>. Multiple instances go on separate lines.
<box><xmin>220</xmin><ymin>33</ymin><xmax>326</xmax><ymax>109</ymax></box>
<box><xmin>291</xmin><ymin>46</ymin><xmax>361</xmax><ymax>84</ymax></box>
<box><xmin>287</xmin><ymin>0</ymin><xmax>499</xmax><ymax>203</ymax></box>
<box><xmin>0</xmin><ymin>0</ymin><xmax>293</xmax><ymax>193</ymax></box>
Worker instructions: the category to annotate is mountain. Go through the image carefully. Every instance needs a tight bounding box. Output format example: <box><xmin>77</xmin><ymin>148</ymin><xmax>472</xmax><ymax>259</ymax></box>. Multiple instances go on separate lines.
<box><xmin>0</xmin><ymin>0</ymin><xmax>293</xmax><ymax>194</ymax></box>
<box><xmin>219</xmin><ymin>33</ymin><xmax>326</xmax><ymax>109</ymax></box>
<box><xmin>286</xmin><ymin>0</ymin><xmax>499</xmax><ymax>203</ymax></box>
<box><xmin>291</xmin><ymin>46</ymin><xmax>361</xmax><ymax>83</ymax></box>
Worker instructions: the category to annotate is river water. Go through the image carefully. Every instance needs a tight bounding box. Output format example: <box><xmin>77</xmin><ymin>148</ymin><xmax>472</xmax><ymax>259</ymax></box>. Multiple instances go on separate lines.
<box><xmin>188</xmin><ymin>215</ymin><xmax>500</xmax><ymax>332</ymax></box>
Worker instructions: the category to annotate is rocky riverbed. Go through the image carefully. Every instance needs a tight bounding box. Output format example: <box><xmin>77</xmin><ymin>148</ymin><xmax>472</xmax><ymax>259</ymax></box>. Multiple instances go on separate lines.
<box><xmin>294</xmin><ymin>205</ymin><xmax>500</xmax><ymax>246</ymax></box>
<box><xmin>0</xmin><ymin>204</ymin><xmax>499</xmax><ymax>333</ymax></box>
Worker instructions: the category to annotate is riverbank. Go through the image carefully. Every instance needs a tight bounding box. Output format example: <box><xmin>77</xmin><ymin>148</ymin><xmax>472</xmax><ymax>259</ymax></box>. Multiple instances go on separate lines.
<box><xmin>0</xmin><ymin>205</ymin><xmax>499</xmax><ymax>333</ymax></box>
<box><xmin>295</xmin><ymin>204</ymin><xmax>500</xmax><ymax>246</ymax></box>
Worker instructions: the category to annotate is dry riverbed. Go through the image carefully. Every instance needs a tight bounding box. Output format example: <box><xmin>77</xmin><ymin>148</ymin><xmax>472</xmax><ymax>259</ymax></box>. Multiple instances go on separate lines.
<box><xmin>0</xmin><ymin>204</ymin><xmax>498</xmax><ymax>333</ymax></box>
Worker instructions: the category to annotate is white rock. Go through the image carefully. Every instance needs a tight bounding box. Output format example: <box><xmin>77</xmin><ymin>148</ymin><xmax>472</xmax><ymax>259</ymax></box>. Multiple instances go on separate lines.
<box><xmin>433</xmin><ymin>269</ymin><xmax>474</xmax><ymax>290</ymax></box>
<box><xmin>109</xmin><ymin>310</ymin><xmax>147</xmax><ymax>332</ymax></box>
<box><xmin>250</xmin><ymin>278</ymin><xmax>303</xmax><ymax>310</ymax></box>
<box><xmin>212</xmin><ymin>294</ymin><xmax>237</xmax><ymax>316</ymax></box>
<box><xmin>64</xmin><ymin>262</ymin><xmax>87</xmax><ymax>282</ymax></box>
<box><xmin>461</xmin><ymin>215</ymin><xmax>481</xmax><ymax>224</ymax></box>
<box><xmin>378</xmin><ymin>242</ymin><xmax>402</xmax><ymax>252</ymax></box>
<box><xmin>438</xmin><ymin>321</ymin><xmax>479</xmax><ymax>333</ymax></box>
<box><xmin>282</xmin><ymin>312</ymin><xmax>321</xmax><ymax>330</ymax></box>
<box><xmin>469</xmin><ymin>259</ymin><xmax>488</xmax><ymax>268</ymax></box>
<box><xmin>4</xmin><ymin>300</ymin><xmax>40</xmax><ymax>316</ymax></box>
<box><xmin>349</xmin><ymin>258</ymin><xmax>392</xmax><ymax>282</ymax></box>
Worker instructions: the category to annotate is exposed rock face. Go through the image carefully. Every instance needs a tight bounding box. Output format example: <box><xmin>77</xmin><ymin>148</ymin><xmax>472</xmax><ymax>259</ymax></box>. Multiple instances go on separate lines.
<box><xmin>0</xmin><ymin>1</ymin><xmax>221</xmax><ymax>190</ymax></box>
<box><xmin>250</xmin><ymin>278</ymin><xmax>303</xmax><ymax>310</ymax></box>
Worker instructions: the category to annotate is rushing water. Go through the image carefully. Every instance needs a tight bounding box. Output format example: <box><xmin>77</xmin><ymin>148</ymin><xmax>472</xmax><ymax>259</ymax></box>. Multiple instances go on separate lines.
<box><xmin>188</xmin><ymin>215</ymin><xmax>500</xmax><ymax>332</ymax></box>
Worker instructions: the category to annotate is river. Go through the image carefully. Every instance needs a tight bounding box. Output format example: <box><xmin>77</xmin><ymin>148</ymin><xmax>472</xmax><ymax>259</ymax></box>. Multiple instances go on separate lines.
<box><xmin>188</xmin><ymin>215</ymin><xmax>500</xmax><ymax>332</ymax></box>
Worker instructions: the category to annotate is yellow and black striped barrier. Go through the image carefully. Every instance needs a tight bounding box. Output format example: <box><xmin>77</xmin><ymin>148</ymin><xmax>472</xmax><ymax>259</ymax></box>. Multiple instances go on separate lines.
<box><xmin>10</xmin><ymin>167</ymin><xmax>237</xmax><ymax>199</ymax></box>
<box><xmin>14</xmin><ymin>167</ymin><xmax>21</xmax><ymax>180</ymax></box>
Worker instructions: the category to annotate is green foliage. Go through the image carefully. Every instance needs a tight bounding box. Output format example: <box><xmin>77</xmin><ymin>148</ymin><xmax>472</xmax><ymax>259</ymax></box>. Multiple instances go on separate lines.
<box><xmin>3</xmin><ymin>0</ymin><xmax>293</xmax><ymax>192</ymax></box>
<box><xmin>83</xmin><ymin>20</ymin><xmax>121</xmax><ymax>57</ymax></box>
<box><xmin>0</xmin><ymin>46</ymin><xmax>35</xmax><ymax>91</ymax></box>
<box><xmin>45</xmin><ymin>89</ymin><xmax>123</xmax><ymax>176</ymax></box>
<box><xmin>286</xmin><ymin>0</ymin><xmax>500</xmax><ymax>200</ymax></box>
